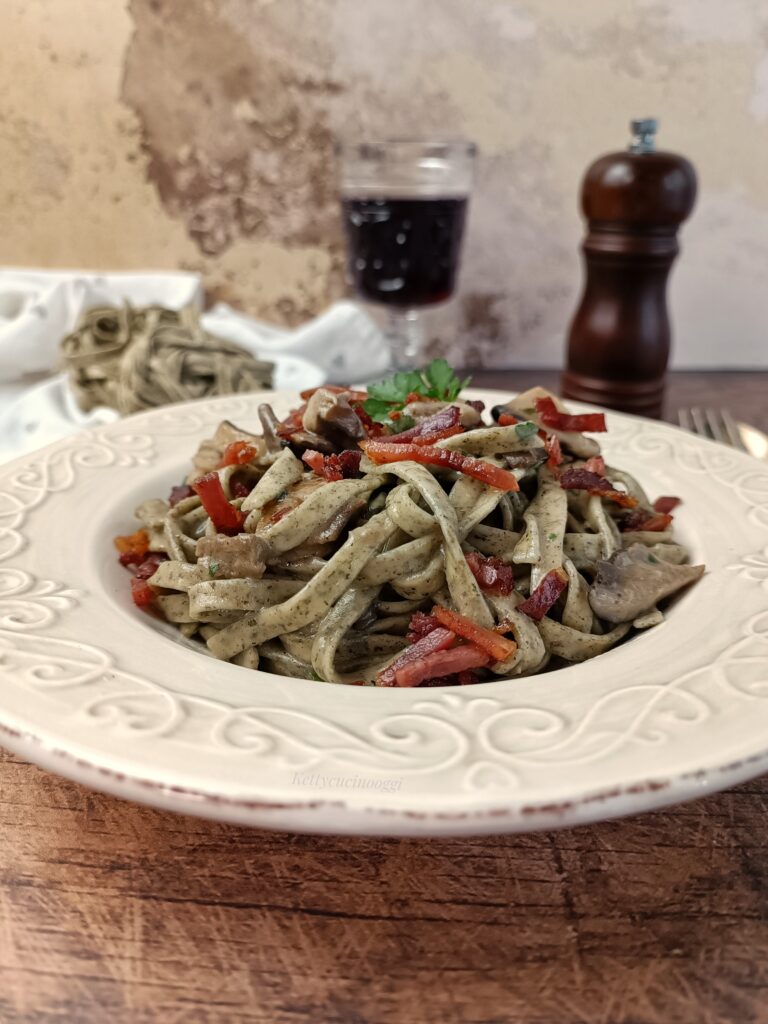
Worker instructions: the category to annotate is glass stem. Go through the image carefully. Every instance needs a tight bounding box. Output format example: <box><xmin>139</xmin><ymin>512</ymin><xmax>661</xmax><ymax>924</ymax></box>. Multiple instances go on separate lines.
<box><xmin>386</xmin><ymin>309</ymin><xmax>424</xmax><ymax>370</ymax></box>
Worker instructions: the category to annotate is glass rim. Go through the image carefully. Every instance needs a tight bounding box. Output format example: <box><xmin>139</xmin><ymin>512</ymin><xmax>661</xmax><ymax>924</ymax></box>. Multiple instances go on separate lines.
<box><xmin>335</xmin><ymin>137</ymin><xmax>478</xmax><ymax>158</ymax></box>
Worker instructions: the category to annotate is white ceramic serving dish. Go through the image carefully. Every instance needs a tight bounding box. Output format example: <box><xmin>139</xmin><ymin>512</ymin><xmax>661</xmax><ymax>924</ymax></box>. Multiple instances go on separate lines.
<box><xmin>0</xmin><ymin>388</ymin><xmax>767</xmax><ymax>836</ymax></box>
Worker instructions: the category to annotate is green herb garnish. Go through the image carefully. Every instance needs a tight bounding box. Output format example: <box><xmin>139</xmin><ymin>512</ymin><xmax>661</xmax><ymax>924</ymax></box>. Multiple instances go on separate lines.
<box><xmin>363</xmin><ymin>359</ymin><xmax>470</xmax><ymax>426</ymax></box>
<box><xmin>367</xmin><ymin>370</ymin><xmax>423</xmax><ymax>405</ymax></box>
<box><xmin>208</xmin><ymin>561</ymin><xmax>220</xmax><ymax>577</ymax></box>
<box><xmin>423</xmin><ymin>358</ymin><xmax>469</xmax><ymax>401</ymax></box>
<box><xmin>388</xmin><ymin>415</ymin><xmax>417</xmax><ymax>434</ymax></box>
<box><xmin>513</xmin><ymin>421</ymin><xmax>538</xmax><ymax>440</ymax></box>
<box><xmin>275</xmin><ymin>490</ymin><xmax>288</xmax><ymax>502</ymax></box>
<box><xmin>548</xmin><ymin>532</ymin><xmax>557</xmax><ymax>541</ymax></box>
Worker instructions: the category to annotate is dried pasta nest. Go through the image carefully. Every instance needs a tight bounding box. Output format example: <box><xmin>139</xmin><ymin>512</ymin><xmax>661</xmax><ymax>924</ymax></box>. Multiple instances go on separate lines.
<box><xmin>61</xmin><ymin>304</ymin><xmax>274</xmax><ymax>415</ymax></box>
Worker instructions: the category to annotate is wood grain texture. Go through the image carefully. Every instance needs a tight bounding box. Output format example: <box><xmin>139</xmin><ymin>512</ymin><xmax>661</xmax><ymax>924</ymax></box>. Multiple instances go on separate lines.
<box><xmin>469</xmin><ymin>370</ymin><xmax>768</xmax><ymax>435</ymax></box>
<box><xmin>1</xmin><ymin>371</ymin><xmax>767</xmax><ymax>1024</ymax></box>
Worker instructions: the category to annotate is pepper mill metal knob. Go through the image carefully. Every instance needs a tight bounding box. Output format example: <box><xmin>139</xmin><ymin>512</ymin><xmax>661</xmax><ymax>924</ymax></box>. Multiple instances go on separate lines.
<box><xmin>561</xmin><ymin>119</ymin><xmax>697</xmax><ymax>419</ymax></box>
<box><xmin>629</xmin><ymin>117</ymin><xmax>658</xmax><ymax>153</ymax></box>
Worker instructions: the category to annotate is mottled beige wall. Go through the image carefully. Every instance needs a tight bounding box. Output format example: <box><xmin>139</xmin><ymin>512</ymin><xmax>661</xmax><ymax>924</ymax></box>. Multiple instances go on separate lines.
<box><xmin>1</xmin><ymin>0</ymin><xmax>767</xmax><ymax>367</ymax></box>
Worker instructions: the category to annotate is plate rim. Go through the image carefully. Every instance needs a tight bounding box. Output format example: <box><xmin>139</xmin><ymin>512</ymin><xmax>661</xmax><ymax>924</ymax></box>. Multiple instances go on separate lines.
<box><xmin>2</xmin><ymin>712</ymin><xmax>767</xmax><ymax>836</ymax></box>
<box><xmin>1</xmin><ymin>386</ymin><xmax>767</xmax><ymax>835</ymax></box>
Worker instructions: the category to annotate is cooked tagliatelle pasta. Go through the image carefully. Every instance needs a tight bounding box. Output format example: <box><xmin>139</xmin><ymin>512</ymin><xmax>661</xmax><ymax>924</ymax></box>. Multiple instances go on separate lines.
<box><xmin>115</xmin><ymin>362</ymin><xmax>705</xmax><ymax>687</ymax></box>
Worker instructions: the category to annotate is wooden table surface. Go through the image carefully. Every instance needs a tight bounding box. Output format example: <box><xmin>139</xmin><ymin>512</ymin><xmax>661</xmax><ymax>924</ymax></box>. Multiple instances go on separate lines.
<box><xmin>2</xmin><ymin>371</ymin><xmax>767</xmax><ymax>1024</ymax></box>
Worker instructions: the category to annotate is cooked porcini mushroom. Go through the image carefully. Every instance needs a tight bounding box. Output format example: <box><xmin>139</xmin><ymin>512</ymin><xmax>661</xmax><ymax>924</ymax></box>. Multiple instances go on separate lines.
<box><xmin>314</xmin><ymin>497</ymin><xmax>366</xmax><ymax>543</ymax></box>
<box><xmin>196</xmin><ymin>533</ymin><xmax>271</xmax><ymax>579</ymax></box>
<box><xmin>404</xmin><ymin>399</ymin><xmax>483</xmax><ymax>428</ymax></box>
<box><xmin>303</xmin><ymin>389</ymin><xmax>365</xmax><ymax>443</ymax></box>
<box><xmin>258</xmin><ymin>403</ymin><xmax>288</xmax><ymax>454</ymax></box>
<box><xmin>589</xmin><ymin>543</ymin><xmax>705</xmax><ymax>624</ymax></box>
<box><xmin>504</xmin><ymin>447</ymin><xmax>547</xmax><ymax>470</ymax></box>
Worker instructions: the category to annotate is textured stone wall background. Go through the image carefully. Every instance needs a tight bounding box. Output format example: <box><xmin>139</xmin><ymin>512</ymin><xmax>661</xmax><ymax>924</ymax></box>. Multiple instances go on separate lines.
<box><xmin>1</xmin><ymin>0</ymin><xmax>767</xmax><ymax>368</ymax></box>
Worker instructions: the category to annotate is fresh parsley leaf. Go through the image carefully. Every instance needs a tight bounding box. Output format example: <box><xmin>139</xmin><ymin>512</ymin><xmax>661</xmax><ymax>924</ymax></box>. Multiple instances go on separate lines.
<box><xmin>363</xmin><ymin>360</ymin><xmax>471</xmax><ymax>424</ymax></box>
<box><xmin>514</xmin><ymin>421</ymin><xmax>538</xmax><ymax>440</ymax></box>
<box><xmin>208</xmin><ymin>561</ymin><xmax>220</xmax><ymax>577</ymax></box>
<box><xmin>423</xmin><ymin>358</ymin><xmax>469</xmax><ymax>401</ymax></box>
<box><xmin>423</xmin><ymin>358</ymin><xmax>453</xmax><ymax>399</ymax></box>
<box><xmin>366</xmin><ymin>380</ymin><xmax>403</xmax><ymax>404</ymax></box>
<box><xmin>362</xmin><ymin>397</ymin><xmax>397</xmax><ymax>423</ymax></box>
<box><xmin>397</xmin><ymin>370</ymin><xmax>424</xmax><ymax>395</ymax></box>
<box><xmin>388</xmin><ymin>415</ymin><xmax>417</xmax><ymax>434</ymax></box>
<box><xmin>367</xmin><ymin>370</ymin><xmax>422</xmax><ymax>404</ymax></box>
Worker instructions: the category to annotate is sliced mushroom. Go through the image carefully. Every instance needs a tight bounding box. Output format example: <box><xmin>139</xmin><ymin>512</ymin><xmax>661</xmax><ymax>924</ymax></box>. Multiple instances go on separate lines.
<box><xmin>303</xmin><ymin>389</ymin><xmax>365</xmax><ymax>444</ymax></box>
<box><xmin>287</xmin><ymin>429</ymin><xmax>337</xmax><ymax>454</ymax></box>
<box><xmin>504</xmin><ymin>447</ymin><xmax>547</xmax><ymax>471</ymax></box>
<box><xmin>258</xmin><ymin>403</ymin><xmax>288</xmax><ymax>454</ymax></box>
<box><xmin>196</xmin><ymin>533</ymin><xmax>271</xmax><ymax>580</ymax></box>
<box><xmin>404</xmin><ymin>399</ymin><xmax>483</xmax><ymax>427</ymax></box>
<box><xmin>314</xmin><ymin>497</ymin><xmax>367</xmax><ymax>543</ymax></box>
<box><xmin>589</xmin><ymin>543</ymin><xmax>705</xmax><ymax>624</ymax></box>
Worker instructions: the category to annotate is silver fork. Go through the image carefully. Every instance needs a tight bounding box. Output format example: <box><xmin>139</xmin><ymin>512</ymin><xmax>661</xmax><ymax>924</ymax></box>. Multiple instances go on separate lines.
<box><xmin>677</xmin><ymin>406</ymin><xmax>746</xmax><ymax>450</ymax></box>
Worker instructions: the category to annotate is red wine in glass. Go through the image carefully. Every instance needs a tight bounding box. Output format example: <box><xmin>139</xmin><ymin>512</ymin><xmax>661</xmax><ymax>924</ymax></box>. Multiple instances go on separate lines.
<box><xmin>341</xmin><ymin>196</ymin><xmax>468</xmax><ymax>308</ymax></box>
<box><xmin>338</xmin><ymin>139</ymin><xmax>476</xmax><ymax>369</ymax></box>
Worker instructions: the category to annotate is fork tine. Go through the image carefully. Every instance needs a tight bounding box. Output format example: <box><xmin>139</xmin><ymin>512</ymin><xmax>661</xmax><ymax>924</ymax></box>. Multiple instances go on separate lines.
<box><xmin>720</xmin><ymin>408</ymin><xmax>746</xmax><ymax>451</ymax></box>
<box><xmin>677</xmin><ymin>407</ymin><xmax>694</xmax><ymax>432</ymax></box>
<box><xmin>690</xmin><ymin>407</ymin><xmax>712</xmax><ymax>440</ymax></box>
<box><xmin>705</xmin><ymin>407</ymin><xmax>727</xmax><ymax>444</ymax></box>
<box><xmin>678</xmin><ymin>405</ymin><xmax>745</xmax><ymax>449</ymax></box>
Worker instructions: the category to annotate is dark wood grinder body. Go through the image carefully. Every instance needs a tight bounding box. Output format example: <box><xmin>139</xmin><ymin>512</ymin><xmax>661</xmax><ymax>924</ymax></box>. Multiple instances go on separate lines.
<box><xmin>561</xmin><ymin>120</ymin><xmax>697</xmax><ymax>419</ymax></box>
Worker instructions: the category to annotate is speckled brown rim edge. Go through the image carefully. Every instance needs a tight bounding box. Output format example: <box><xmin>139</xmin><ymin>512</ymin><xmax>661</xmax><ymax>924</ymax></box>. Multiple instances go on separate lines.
<box><xmin>2</xmin><ymin>718</ymin><xmax>768</xmax><ymax>837</ymax></box>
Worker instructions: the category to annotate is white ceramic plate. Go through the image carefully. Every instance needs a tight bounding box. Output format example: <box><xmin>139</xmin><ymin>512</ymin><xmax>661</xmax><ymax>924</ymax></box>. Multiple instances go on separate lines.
<box><xmin>1</xmin><ymin>388</ymin><xmax>767</xmax><ymax>836</ymax></box>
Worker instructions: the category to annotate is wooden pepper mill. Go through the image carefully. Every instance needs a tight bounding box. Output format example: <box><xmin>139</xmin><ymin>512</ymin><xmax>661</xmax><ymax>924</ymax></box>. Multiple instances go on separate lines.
<box><xmin>561</xmin><ymin>119</ymin><xmax>697</xmax><ymax>418</ymax></box>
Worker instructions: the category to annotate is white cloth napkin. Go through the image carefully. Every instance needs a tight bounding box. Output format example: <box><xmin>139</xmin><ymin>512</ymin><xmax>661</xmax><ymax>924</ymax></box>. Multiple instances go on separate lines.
<box><xmin>202</xmin><ymin>300</ymin><xmax>390</xmax><ymax>382</ymax></box>
<box><xmin>0</xmin><ymin>268</ymin><xmax>390</xmax><ymax>463</ymax></box>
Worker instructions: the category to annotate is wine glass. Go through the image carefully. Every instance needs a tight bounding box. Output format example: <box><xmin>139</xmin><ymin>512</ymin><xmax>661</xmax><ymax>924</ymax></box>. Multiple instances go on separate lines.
<box><xmin>338</xmin><ymin>138</ymin><xmax>476</xmax><ymax>370</ymax></box>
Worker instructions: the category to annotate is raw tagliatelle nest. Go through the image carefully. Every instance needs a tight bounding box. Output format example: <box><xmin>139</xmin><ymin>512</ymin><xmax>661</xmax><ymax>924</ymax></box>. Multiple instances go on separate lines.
<box><xmin>60</xmin><ymin>304</ymin><xmax>274</xmax><ymax>415</ymax></box>
<box><xmin>114</xmin><ymin>369</ymin><xmax>706</xmax><ymax>689</ymax></box>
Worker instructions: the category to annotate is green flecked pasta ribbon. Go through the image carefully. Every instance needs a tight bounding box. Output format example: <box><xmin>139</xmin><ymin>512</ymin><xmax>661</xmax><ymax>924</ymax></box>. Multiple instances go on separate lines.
<box><xmin>61</xmin><ymin>304</ymin><xmax>274</xmax><ymax>414</ymax></box>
